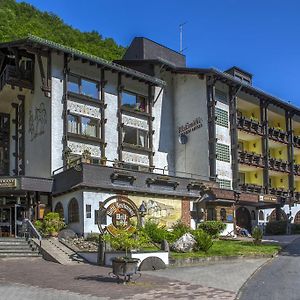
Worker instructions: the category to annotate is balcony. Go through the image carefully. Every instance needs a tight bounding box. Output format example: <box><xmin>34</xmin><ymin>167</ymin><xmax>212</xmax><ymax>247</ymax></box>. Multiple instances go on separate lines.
<box><xmin>268</xmin><ymin>158</ymin><xmax>289</xmax><ymax>173</ymax></box>
<box><xmin>269</xmin><ymin>187</ymin><xmax>289</xmax><ymax>197</ymax></box>
<box><xmin>237</xmin><ymin>116</ymin><xmax>263</xmax><ymax>135</ymax></box>
<box><xmin>294</xmin><ymin>135</ymin><xmax>300</xmax><ymax>148</ymax></box>
<box><xmin>0</xmin><ymin>65</ymin><xmax>34</xmax><ymax>91</ymax></box>
<box><xmin>294</xmin><ymin>164</ymin><xmax>300</xmax><ymax>176</ymax></box>
<box><xmin>268</xmin><ymin>127</ymin><xmax>289</xmax><ymax>144</ymax></box>
<box><xmin>238</xmin><ymin>150</ymin><xmax>265</xmax><ymax>168</ymax></box>
<box><xmin>239</xmin><ymin>183</ymin><xmax>264</xmax><ymax>194</ymax></box>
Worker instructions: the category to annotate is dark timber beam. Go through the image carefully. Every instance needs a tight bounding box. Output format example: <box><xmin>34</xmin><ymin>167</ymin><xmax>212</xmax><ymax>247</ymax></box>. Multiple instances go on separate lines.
<box><xmin>286</xmin><ymin>110</ymin><xmax>294</xmax><ymax>201</ymax></box>
<box><xmin>260</xmin><ymin>99</ymin><xmax>270</xmax><ymax>194</ymax></box>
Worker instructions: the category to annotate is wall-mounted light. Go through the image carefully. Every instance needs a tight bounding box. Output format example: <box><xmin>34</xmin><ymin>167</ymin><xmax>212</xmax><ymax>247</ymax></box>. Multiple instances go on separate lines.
<box><xmin>254</xmin><ymin>173</ymin><xmax>258</xmax><ymax>179</ymax></box>
<box><xmin>253</xmin><ymin>143</ymin><xmax>256</xmax><ymax>148</ymax></box>
<box><xmin>280</xmin><ymin>178</ymin><xmax>283</xmax><ymax>183</ymax></box>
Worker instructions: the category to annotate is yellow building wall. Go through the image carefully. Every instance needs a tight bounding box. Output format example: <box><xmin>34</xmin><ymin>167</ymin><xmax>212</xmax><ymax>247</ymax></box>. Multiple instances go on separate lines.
<box><xmin>239</xmin><ymin>139</ymin><xmax>262</xmax><ymax>154</ymax></box>
<box><xmin>294</xmin><ymin>154</ymin><xmax>300</xmax><ymax>165</ymax></box>
<box><xmin>245</xmin><ymin>170</ymin><xmax>263</xmax><ymax>185</ymax></box>
<box><xmin>268</xmin><ymin>115</ymin><xmax>286</xmax><ymax>131</ymax></box>
<box><xmin>269</xmin><ymin>146</ymin><xmax>288</xmax><ymax>161</ymax></box>
<box><xmin>131</xmin><ymin>195</ymin><xmax>182</xmax><ymax>228</ymax></box>
<box><xmin>294</xmin><ymin>125</ymin><xmax>300</xmax><ymax>137</ymax></box>
<box><xmin>295</xmin><ymin>180</ymin><xmax>300</xmax><ymax>192</ymax></box>
<box><xmin>270</xmin><ymin>175</ymin><xmax>289</xmax><ymax>189</ymax></box>
<box><xmin>238</xmin><ymin>107</ymin><xmax>260</xmax><ymax>122</ymax></box>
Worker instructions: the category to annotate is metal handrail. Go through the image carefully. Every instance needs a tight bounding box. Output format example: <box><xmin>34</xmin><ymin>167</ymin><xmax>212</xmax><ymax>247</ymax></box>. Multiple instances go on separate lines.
<box><xmin>22</xmin><ymin>218</ymin><xmax>42</xmax><ymax>253</ymax></box>
<box><xmin>52</xmin><ymin>157</ymin><xmax>212</xmax><ymax>182</ymax></box>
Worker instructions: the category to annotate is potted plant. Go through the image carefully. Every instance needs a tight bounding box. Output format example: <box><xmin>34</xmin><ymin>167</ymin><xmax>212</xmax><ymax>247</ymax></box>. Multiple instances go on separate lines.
<box><xmin>35</xmin><ymin>212</ymin><xmax>65</xmax><ymax>237</ymax></box>
<box><xmin>100</xmin><ymin>156</ymin><xmax>107</xmax><ymax>166</ymax></box>
<box><xmin>103</xmin><ymin>228</ymin><xmax>149</xmax><ymax>280</ymax></box>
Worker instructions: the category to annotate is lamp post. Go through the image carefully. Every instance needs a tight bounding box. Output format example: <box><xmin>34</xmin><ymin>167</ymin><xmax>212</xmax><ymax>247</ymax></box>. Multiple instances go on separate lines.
<box><xmin>138</xmin><ymin>201</ymin><xmax>147</xmax><ymax>227</ymax></box>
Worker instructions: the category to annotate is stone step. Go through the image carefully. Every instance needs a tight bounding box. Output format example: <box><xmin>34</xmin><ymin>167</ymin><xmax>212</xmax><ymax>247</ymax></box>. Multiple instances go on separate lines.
<box><xmin>0</xmin><ymin>245</ymin><xmax>34</xmax><ymax>250</ymax></box>
<box><xmin>0</xmin><ymin>249</ymin><xmax>35</xmax><ymax>253</ymax></box>
<box><xmin>0</xmin><ymin>252</ymin><xmax>41</xmax><ymax>257</ymax></box>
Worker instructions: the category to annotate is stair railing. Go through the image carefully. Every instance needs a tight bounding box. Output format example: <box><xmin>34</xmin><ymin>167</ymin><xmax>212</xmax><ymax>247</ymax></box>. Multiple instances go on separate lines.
<box><xmin>22</xmin><ymin>218</ymin><xmax>42</xmax><ymax>253</ymax></box>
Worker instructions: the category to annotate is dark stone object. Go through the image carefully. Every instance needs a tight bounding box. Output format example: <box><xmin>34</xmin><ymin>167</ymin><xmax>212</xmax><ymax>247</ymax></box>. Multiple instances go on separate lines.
<box><xmin>138</xmin><ymin>256</ymin><xmax>166</xmax><ymax>271</ymax></box>
<box><xmin>161</xmin><ymin>239</ymin><xmax>170</xmax><ymax>252</ymax></box>
<box><xmin>58</xmin><ymin>229</ymin><xmax>77</xmax><ymax>240</ymax></box>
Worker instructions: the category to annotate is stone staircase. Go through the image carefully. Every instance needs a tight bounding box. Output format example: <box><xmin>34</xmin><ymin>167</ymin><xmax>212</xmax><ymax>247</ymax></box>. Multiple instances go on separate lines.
<box><xmin>0</xmin><ymin>237</ymin><xmax>41</xmax><ymax>258</ymax></box>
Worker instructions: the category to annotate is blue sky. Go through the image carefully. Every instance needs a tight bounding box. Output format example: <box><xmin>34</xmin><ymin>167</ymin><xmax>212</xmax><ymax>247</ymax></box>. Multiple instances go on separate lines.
<box><xmin>18</xmin><ymin>0</ymin><xmax>300</xmax><ymax>106</ymax></box>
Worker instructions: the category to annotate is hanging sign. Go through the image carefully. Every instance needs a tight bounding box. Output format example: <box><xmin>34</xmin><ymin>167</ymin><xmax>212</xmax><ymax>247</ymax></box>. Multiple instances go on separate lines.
<box><xmin>0</xmin><ymin>178</ymin><xmax>17</xmax><ymax>188</ymax></box>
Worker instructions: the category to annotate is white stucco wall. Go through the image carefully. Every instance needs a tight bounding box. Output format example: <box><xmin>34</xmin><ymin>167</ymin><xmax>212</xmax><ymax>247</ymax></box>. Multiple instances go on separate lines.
<box><xmin>173</xmin><ymin>74</ymin><xmax>209</xmax><ymax>180</ymax></box>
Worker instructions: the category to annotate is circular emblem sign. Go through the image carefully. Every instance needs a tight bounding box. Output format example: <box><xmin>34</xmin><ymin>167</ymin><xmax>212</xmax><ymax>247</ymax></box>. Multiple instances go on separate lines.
<box><xmin>98</xmin><ymin>196</ymin><xmax>139</xmax><ymax>236</ymax></box>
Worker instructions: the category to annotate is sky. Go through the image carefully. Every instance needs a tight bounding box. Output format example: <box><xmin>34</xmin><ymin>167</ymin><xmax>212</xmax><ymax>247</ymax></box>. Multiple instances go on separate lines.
<box><xmin>17</xmin><ymin>0</ymin><xmax>300</xmax><ymax>106</ymax></box>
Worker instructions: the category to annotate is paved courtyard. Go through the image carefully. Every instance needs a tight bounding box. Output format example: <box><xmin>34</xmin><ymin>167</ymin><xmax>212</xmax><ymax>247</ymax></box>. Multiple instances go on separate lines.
<box><xmin>0</xmin><ymin>258</ymin><xmax>236</xmax><ymax>299</ymax></box>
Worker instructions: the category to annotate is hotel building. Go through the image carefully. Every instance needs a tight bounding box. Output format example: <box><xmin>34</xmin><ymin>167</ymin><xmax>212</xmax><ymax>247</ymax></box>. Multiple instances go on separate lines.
<box><xmin>0</xmin><ymin>35</ymin><xmax>298</xmax><ymax>237</ymax></box>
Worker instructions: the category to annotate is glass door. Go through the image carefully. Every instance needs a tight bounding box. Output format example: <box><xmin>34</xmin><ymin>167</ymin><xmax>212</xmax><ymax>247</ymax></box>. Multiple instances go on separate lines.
<box><xmin>0</xmin><ymin>207</ymin><xmax>12</xmax><ymax>237</ymax></box>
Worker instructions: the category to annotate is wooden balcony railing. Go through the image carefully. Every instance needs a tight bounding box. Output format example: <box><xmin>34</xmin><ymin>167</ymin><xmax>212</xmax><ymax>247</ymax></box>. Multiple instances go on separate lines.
<box><xmin>239</xmin><ymin>183</ymin><xmax>264</xmax><ymax>194</ymax></box>
<box><xmin>294</xmin><ymin>135</ymin><xmax>300</xmax><ymax>148</ymax></box>
<box><xmin>268</xmin><ymin>127</ymin><xmax>289</xmax><ymax>144</ymax></box>
<box><xmin>238</xmin><ymin>150</ymin><xmax>265</xmax><ymax>168</ymax></box>
<box><xmin>268</xmin><ymin>158</ymin><xmax>289</xmax><ymax>173</ymax></box>
<box><xmin>294</xmin><ymin>164</ymin><xmax>300</xmax><ymax>176</ymax></box>
<box><xmin>237</xmin><ymin>116</ymin><xmax>263</xmax><ymax>135</ymax></box>
<box><xmin>0</xmin><ymin>65</ymin><xmax>34</xmax><ymax>91</ymax></box>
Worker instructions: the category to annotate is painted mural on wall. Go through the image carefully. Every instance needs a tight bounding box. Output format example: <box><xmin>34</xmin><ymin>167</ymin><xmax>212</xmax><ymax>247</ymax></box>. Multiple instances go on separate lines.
<box><xmin>131</xmin><ymin>196</ymin><xmax>182</xmax><ymax>227</ymax></box>
<box><xmin>29</xmin><ymin>103</ymin><xmax>47</xmax><ymax>141</ymax></box>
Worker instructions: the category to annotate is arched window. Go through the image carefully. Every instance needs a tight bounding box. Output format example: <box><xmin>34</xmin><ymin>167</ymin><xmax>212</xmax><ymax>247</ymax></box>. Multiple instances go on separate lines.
<box><xmin>220</xmin><ymin>208</ymin><xmax>227</xmax><ymax>222</ymax></box>
<box><xmin>68</xmin><ymin>198</ymin><xmax>79</xmax><ymax>223</ymax></box>
<box><xmin>54</xmin><ymin>202</ymin><xmax>64</xmax><ymax>219</ymax></box>
<box><xmin>294</xmin><ymin>211</ymin><xmax>300</xmax><ymax>224</ymax></box>
<box><xmin>251</xmin><ymin>210</ymin><xmax>256</xmax><ymax>220</ymax></box>
<box><xmin>269</xmin><ymin>209</ymin><xmax>287</xmax><ymax>222</ymax></box>
<box><xmin>259</xmin><ymin>210</ymin><xmax>264</xmax><ymax>221</ymax></box>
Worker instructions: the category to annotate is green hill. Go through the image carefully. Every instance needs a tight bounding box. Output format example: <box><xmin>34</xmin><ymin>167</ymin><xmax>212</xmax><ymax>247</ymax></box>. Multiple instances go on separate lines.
<box><xmin>0</xmin><ymin>0</ymin><xmax>125</xmax><ymax>61</ymax></box>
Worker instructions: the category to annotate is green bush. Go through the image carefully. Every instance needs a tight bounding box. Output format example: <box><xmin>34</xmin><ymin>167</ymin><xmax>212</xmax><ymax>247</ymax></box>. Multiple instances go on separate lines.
<box><xmin>103</xmin><ymin>228</ymin><xmax>149</xmax><ymax>256</ymax></box>
<box><xmin>85</xmin><ymin>233</ymin><xmax>100</xmax><ymax>243</ymax></box>
<box><xmin>198</xmin><ymin>221</ymin><xmax>226</xmax><ymax>238</ymax></box>
<box><xmin>193</xmin><ymin>229</ymin><xmax>213</xmax><ymax>253</ymax></box>
<box><xmin>142</xmin><ymin>221</ymin><xmax>169</xmax><ymax>243</ymax></box>
<box><xmin>291</xmin><ymin>224</ymin><xmax>300</xmax><ymax>234</ymax></box>
<box><xmin>265</xmin><ymin>221</ymin><xmax>287</xmax><ymax>235</ymax></box>
<box><xmin>252</xmin><ymin>226</ymin><xmax>263</xmax><ymax>245</ymax></box>
<box><xmin>171</xmin><ymin>220</ymin><xmax>191</xmax><ymax>241</ymax></box>
<box><xmin>35</xmin><ymin>212</ymin><xmax>65</xmax><ymax>236</ymax></box>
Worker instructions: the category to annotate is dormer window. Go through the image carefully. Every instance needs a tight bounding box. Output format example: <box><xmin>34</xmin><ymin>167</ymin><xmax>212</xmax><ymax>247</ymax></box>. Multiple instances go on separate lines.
<box><xmin>225</xmin><ymin>67</ymin><xmax>252</xmax><ymax>85</ymax></box>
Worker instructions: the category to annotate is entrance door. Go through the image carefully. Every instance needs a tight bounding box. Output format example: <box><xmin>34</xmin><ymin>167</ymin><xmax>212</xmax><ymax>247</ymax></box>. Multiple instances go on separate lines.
<box><xmin>236</xmin><ymin>207</ymin><xmax>252</xmax><ymax>232</ymax></box>
<box><xmin>14</xmin><ymin>205</ymin><xmax>26</xmax><ymax>237</ymax></box>
<box><xmin>0</xmin><ymin>207</ymin><xmax>12</xmax><ymax>237</ymax></box>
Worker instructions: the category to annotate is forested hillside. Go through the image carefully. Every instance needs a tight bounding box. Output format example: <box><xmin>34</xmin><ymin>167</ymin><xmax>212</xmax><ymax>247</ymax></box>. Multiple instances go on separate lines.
<box><xmin>0</xmin><ymin>0</ymin><xmax>125</xmax><ymax>60</ymax></box>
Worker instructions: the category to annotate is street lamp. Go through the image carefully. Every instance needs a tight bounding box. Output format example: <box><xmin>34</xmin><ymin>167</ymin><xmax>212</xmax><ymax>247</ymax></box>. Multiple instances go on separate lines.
<box><xmin>138</xmin><ymin>201</ymin><xmax>147</xmax><ymax>227</ymax></box>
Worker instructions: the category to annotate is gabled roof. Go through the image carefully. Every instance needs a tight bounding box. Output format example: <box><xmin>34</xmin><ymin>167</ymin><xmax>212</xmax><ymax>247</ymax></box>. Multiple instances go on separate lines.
<box><xmin>0</xmin><ymin>35</ymin><xmax>165</xmax><ymax>86</ymax></box>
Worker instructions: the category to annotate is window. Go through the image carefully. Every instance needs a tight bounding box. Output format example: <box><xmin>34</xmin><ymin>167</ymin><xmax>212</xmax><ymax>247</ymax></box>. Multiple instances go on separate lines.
<box><xmin>68</xmin><ymin>74</ymin><xmax>99</xmax><ymax>100</ymax></box>
<box><xmin>122</xmin><ymin>91</ymin><xmax>147</xmax><ymax>113</ymax></box>
<box><xmin>82</xmin><ymin>117</ymin><xmax>98</xmax><ymax>137</ymax></box>
<box><xmin>215</xmin><ymin>89</ymin><xmax>227</xmax><ymax>103</ymax></box>
<box><xmin>67</xmin><ymin>114</ymin><xmax>101</xmax><ymax>138</ymax></box>
<box><xmin>259</xmin><ymin>210</ymin><xmax>264</xmax><ymax>221</ymax></box>
<box><xmin>54</xmin><ymin>202</ymin><xmax>64</xmax><ymax>219</ymax></box>
<box><xmin>68</xmin><ymin>114</ymin><xmax>80</xmax><ymax>134</ymax></box>
<box><xmin>86</xmin><ymin>205</ymin><xmax>91</xmax><ymax>218</ymax></box>
<box><xmin>68</xmin><ymin>198</ymin><xmax>79</xmax><ymax>223</ymax></box>
<box><xmin>81</xmin><ymin>79</ymin><xmax>98</xmax><ymax>99</ymax></box>
<box><xmin>220</xmin><ymin>208</ymin><xmax>227</xmax><ymax>222</ymax></box>
<box><xmin>122</xmin><ymin>126</ymin><xmax>148</xmax><ymax>148</ymax></box>
<box><xmin>95</xmin><ymin>210</ymin><xmax>107</xmax><ymax>225</ymax></box>
<box><xmin>215</xmin><ymin>108</ymin><xmax>229</xmax><ymax>128</ymax></box>
<box><xmin>217</xmin><ymin>179</ymin><xmax>231</xmax><ymax>189</ymax></box>
<box><xmin>216</xmin><ymin>143</ymin><xmax>230</xmax><ymax>162</ymax></box>
<box><xmin>207</xmin><ymin>207</ymin><xmax>217</xmax><ymax>221</ymax></box>
<box><xmin>251</xmin><ymin>210</ymin><xmax>256</xmax><ymax>220</ymax></box>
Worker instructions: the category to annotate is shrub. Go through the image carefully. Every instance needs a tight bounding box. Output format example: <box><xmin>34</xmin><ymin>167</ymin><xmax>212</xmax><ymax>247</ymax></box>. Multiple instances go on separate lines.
<box><xmin>142</xmin><ymin>221</ymin><xmax>169</xmax><ymax>243</ymax></box>
<box><xmin>198</xmin><ymin>221</ymin><xmax>226</xmax><ymax>238</ymax></box>
<box><xmin>252</xmin><ymin>226</ymin><xmax>263</xmax><ymax>245</ymax></box>
<box><xmin>103</xmin><ymin>228</ymin><xmax>149</xmax><ymax>256</ymax></box>
<box><xmin>193</xmin><ymin>229</ymin><xmax>213</xmax><ymax>253</ymax></box>
<box><xmin>265</xmin><ymin>221</ymin><xmax>287</xmax><ymax>235</ymax></box>
<box><xmin>85</xmin><ymin>233</ymin><xmax>100</xmax><ymax>243</ymax></box>
<box><xmin>35</xmin><ymin>212</ymin><xmax>65</xmax><ymax>236</ymax></box>
<box><xmin>171</xmin><ymin>220</ymin><xmax>191</xmax><ymax>241</ymax></box>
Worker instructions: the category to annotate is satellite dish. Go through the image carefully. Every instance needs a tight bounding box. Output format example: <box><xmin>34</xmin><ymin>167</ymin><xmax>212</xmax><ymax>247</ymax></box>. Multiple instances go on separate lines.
<box><xmin>179</xmin><ymin>133</ymin><xmax>188</xmax><ymax>144</ymax></box>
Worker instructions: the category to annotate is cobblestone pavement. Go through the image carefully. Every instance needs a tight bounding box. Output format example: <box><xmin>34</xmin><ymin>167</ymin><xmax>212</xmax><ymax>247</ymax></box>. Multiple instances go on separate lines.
<box><xmin>0</xmin><ymin>258</ymin><xmax>235</xmax><ymax>300</ymax></box>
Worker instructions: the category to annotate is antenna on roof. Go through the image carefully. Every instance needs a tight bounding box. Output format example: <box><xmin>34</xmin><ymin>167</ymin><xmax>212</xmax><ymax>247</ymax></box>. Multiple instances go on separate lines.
<box><xmin>179</xmin><ymin>22</ymin><xmax>187</xmax><ymax>54</ymax></box>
